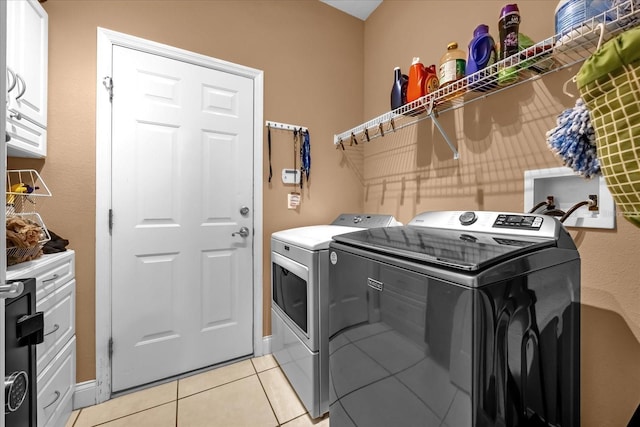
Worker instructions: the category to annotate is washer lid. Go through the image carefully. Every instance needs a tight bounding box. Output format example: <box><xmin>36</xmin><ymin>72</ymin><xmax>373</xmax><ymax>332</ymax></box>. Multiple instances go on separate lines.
<box><xmin>331</xmin><ymin>225</ymin><xmax>556</xmax><ymax>271</ymax></box>
<box><xmin>272</xmin><ymin>225</ymin><xmax>366</xmax><ymax>250</ymax></box>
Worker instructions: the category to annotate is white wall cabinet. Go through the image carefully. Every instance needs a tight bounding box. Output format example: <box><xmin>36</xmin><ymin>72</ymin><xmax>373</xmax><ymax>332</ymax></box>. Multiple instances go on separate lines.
<box><xmin>6</xmin><ymin>0</ymin><xmax>48</xmax><ymax>158</ymax></box>
<box><xmin>7</xmin><ymin>251</ymin><xmax>76</xmax><ymax>427</ymax></box>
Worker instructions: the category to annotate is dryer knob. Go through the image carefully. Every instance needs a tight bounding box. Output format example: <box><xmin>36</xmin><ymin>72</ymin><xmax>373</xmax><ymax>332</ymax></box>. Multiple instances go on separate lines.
<box><xmin>459</xmin><ymin>211</ymin><xmax>477</xmax><ymax>226</ymax></box>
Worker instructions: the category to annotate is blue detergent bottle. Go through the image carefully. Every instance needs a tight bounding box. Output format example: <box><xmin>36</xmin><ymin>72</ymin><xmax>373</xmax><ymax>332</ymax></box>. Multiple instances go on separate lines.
<box><xmin>467</xmin><ymin>24</ymin><xmax>497</xmax><ymax>91</ymax></box>
<box><xmin>390</xmin><ymin>66</ymin><xmax>408</xmax><ymax>110</ymax></box>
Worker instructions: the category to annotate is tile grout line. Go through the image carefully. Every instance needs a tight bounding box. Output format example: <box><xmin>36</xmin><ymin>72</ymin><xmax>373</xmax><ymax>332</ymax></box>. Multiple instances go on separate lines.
<box><xmin>87</xmin><ymin>401</ymin><xmax>175</xmax><ymax>427</ymax></box>
<box><xmin>255</xmin><ymin>366</ymin><xmax>284</xmax><ymax>426</ymax></box>
<box><xmin>175</xmin><ymin>378</ymin><xmax>179</xmax><ymax>427</ymax></box>
<box><xmin>251</xmin><ymin>359</ymin><xmax>283</xmax><ymax>426</ymax></box>
<box><xmin>177</xmin><ymin>371</ymin><xmax>258</xmax><ymax>401</ymax></box>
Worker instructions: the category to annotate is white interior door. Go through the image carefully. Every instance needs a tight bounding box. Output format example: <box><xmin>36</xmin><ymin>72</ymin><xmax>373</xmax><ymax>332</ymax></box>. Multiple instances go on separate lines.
<box><xmin>110</xmin><ymin>45</ymin><xmax>255</xmax><ymax>392</ymax></box>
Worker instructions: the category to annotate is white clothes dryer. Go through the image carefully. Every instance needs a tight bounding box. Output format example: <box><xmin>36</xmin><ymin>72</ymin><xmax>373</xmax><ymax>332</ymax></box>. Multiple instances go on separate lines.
<box><xmin>271</xmin><ymin>214</ymin><xmax>401</xmax><ymax>419</ymax></box>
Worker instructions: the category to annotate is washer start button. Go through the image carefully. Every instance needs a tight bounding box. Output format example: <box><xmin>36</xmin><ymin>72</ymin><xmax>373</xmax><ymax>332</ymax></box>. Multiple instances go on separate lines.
<box><xmin>459</xmin><ymin>211</ymin><xmax>478</xmax><ymax>226</ymax></box>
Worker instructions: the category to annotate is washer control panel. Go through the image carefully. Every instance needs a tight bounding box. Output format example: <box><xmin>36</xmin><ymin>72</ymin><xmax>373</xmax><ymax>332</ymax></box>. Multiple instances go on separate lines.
<box><xmin>492</xmin><ymin>214</ymin><xmax>543</xmax><ymax>230</ymax></box>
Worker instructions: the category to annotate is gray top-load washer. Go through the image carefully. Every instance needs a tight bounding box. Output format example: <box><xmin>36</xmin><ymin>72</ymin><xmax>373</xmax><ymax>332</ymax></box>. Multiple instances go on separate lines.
<box><xmin>328</xmin><ymin>211</ymin><xmax>580</xmax><ymax>427</ymax></box>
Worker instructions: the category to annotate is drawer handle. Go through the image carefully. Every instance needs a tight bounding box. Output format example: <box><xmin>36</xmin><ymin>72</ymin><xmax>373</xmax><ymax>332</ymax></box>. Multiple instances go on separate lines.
<box><xmin>42</xmin><ymin>274</ymin><xmax>60</xmax><ymax>284</ymax></box>
<box><xmin>7</xmin><ymin>67</ymin><xmax>17</xmax><ymax>93</ymax></box>
<box><xmin>14</xmin><ymin>73</ymin><xmax>26</xmax><ymax>101</ymax></box>
<box><xmin>44</xmin><ymin>324</ymin><xmax>60</xmax><ymax>337</ymax></box>
<box><xmin>43</xmin><ymin>391</ymin><xmax>60</xmax><ymax>409</ymax></box>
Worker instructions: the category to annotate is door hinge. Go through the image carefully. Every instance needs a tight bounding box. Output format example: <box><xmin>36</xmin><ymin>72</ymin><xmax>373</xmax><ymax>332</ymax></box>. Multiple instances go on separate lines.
<box><xmin>103</xmin><ymin>76</ymin><xmax>113</xmax><ymax>102</ymax></box>
<box><xmin>109</xmin><ymin>209</ymin><xmax>113</xmax><ymax>234</ymax></box>
<box><xmin>108</xmin><ymin>337</ymin><xmax>113</xmax><ymax>359</ymax></box>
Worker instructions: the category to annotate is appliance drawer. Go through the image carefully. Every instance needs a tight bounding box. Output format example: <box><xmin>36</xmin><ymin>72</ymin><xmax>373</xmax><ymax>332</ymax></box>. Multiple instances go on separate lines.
<box><xmin>37</xmin><ymin>337</ymin><xmax>75</xmax><ymax>427</ymax></box>
<box><xmin>36</xmin><ymin>279</ymin><xmax>76</xmax><ymax>373</ymax></box>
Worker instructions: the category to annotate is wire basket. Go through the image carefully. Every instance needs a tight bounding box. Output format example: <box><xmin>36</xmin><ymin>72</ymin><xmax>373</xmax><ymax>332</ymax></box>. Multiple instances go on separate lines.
<box><xmin>577</xmin><ymin>26</ymin><xmax>640</xmax><ymax>228</ymax></box>
<box><xmin>6</xmin><ymin>213</ymin><xmax>51</xmax><ymax>266</ymax></box>
<box><xmin>6</xmin><ymin>169</ymin><xmax>52</xmax><ymax>215</ymax></box>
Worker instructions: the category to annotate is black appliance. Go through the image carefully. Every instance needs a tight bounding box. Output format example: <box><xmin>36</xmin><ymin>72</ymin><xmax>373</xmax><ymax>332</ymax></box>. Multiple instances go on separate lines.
<box><xmin>328</xmin><ymin>211</ymin><xmax>580</xmax><ymax>427</ymax></box>
<box><xmin>5</xmin><ymin>278</ymin><xmax>43</xmax><ymax>427</ymax></box>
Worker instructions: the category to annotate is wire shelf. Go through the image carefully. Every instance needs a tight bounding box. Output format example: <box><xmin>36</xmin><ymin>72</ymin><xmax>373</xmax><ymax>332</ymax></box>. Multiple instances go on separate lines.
<box><xmin>333</xmin><ymin>0</ymin><xmax>640</xmax><ymax>154</ymax></box>
<box><xmin>6</xmin><ymin>169</ymin><xmax>52</xmax><ymax>214</ymax></box>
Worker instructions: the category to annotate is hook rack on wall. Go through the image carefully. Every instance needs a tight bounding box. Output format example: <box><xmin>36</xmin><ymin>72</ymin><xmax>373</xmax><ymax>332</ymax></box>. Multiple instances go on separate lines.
<box><xmin>266</xmin><ymin>120</ymin><xmax>308</xmax><ymax>133</ymax></box>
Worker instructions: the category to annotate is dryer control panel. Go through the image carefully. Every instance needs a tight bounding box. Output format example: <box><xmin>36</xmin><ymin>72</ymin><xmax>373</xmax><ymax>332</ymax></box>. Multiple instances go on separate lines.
<box><xmin>331</xmin><ymin>214</ymin><xmax>400</xmax><ymax>228</ymax></box>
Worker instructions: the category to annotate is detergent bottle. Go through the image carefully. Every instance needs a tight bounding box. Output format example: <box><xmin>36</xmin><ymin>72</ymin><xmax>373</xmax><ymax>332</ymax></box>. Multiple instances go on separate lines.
<box><xmin>390</xmin><ymin>67</ymin><xmax>408</xmax><ymax>110</ymax></box>
<box><xmin>406</xmin><ymin>57</ymin><xmax>426</xmax><ymax>104</ymax></box>
<box><xmin>498</xmin><ymin>3</ymin><xmax>520</xmax><ymax>85</ymax></box>
<box><xmin>467</xmin><ymin>24</ymin><xmax>497</xmax><ymax>91</ymax></box>
<box><xmin>439</xmin><ymin>42</ymin><xmax>466</xmax><ymax>102</ymax></box>
<box><xmin>499</xmin><ymin>3</ymin><xmax>520</xmax><ymax>60</ymax></box>
<box><xmin>439</xmin><ymin>42</ymin><xmax>466</xmax><ymax>87</ymax></box>
<box><xmin>423</xmin><ymin>64</ymin><xmax>440</xmax><ymax>95</ymax></box>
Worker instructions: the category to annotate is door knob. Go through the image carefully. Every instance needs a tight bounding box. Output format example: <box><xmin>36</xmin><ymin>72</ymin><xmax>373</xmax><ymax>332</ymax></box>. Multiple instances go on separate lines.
<box><xmin>231</xmin><ymin>227</ymin><xmax>250</xmax><ymax>238</ymax></box>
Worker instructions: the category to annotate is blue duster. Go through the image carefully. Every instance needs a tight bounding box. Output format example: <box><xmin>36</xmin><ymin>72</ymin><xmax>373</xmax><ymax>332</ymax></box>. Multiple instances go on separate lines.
<box><xmin>546</xmin><ymin>97</ymin><xmax>601</xmax><ymax>179</ymax></box>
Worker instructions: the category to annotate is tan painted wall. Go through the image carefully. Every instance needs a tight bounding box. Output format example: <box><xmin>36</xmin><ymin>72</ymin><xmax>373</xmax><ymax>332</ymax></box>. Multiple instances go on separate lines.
<box><xmin>8</xmin><ymin>0</ymin><xmax>365</xmax><ymax>384</ymax></box>
<box><xmin>8</xmin><ymin>1</ymin><xmax>640</xmax><ymax>425</ymax></box>
<box><xmin>361</xmin><ymin>1</ymin><xmax>640</xmax><ymax>426</ymax></box>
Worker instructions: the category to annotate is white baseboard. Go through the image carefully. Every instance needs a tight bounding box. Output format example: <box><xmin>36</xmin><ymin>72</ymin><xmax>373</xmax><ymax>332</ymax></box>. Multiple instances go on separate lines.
<box><xmin>73</xmin><ymin>380</ymin><xmax>97</xmax><ymax>410</ymax></box>
<box><xmin>262</xmin><ymin>335</ymin><xmax>272</xmax><ymax>354</ymax></box>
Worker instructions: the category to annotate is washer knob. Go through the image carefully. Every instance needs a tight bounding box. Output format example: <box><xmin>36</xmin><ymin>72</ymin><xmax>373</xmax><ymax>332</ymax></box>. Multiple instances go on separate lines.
<box><xmin>459</xmin><ymin>211</ymin><xmax>477</xmax><ymax>226</ymax></box>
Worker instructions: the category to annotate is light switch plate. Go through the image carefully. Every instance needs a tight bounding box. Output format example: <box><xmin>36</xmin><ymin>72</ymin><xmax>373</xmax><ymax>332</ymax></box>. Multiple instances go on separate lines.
<box><xmin>282</xmin><ymin>169</ymin><xmax>300</xmax><ymax>184</ymax></box>
<box><xmin>524</xmin><ymin>167</ymin><xmax>616</xmax><ymax>229</ymax></box>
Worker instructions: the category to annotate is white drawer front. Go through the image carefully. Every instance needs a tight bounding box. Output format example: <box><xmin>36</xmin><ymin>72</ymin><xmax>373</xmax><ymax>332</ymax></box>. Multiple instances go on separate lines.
<box><xmin>36</xmin><ymin>279</ymin><xmax>75</xmax><ymax>373</ymax></box>
<box><xmin>37</xmin><ymin>337</ymin><xmax>75</xmax><ymax>427</ymax></box>
<box><xmin>6</xmin><ymin>251</ymin><xmax>75</xmax><ymax>301</ymax></box>
<box><xmin>36</xmin><ymin>256</ymin><xmax>75</xmax><ymax>301</ymax></box>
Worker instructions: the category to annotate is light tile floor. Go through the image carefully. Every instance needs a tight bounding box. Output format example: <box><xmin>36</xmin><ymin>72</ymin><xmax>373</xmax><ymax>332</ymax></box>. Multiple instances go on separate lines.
<box><xmin>65</xmin><ymin>355</ymin><xmax>330</xmax><ymax>427</ymax></box>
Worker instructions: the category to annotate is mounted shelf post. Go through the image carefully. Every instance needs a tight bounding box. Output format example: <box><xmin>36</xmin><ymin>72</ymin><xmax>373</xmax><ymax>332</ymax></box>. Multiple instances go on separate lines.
<box><xmin>430</xmin><ymin>111</ymin><xmax>459</xmax><ymax>160</ymax></box>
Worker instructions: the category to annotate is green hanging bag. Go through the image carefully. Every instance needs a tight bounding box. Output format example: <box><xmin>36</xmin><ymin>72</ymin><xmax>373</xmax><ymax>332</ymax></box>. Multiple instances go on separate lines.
<box><xmin>577</xmin><ymin>26</ymin><xmax>640</xmax><ymax>228</ymax></box>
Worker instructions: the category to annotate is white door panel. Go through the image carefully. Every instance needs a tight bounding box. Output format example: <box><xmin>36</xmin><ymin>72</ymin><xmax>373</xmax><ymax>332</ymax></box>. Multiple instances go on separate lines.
<box><xmin>111</xmin><ymin>45</ymin><xmax>254</xmax><ymax>391</ymax></box>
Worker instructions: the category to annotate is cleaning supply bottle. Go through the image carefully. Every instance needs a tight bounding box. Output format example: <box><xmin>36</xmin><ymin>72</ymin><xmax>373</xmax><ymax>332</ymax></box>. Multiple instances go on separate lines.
<box><xmin>438</xmin><ymin>42</ymin><xmax>466</xmax><ymax>102</ymax></box>
<box><xmin>423</xmin><ymin>64</ymin><xmax>439</xmax><ymax>95</ymax></box>
<box><xmin>406</xmin><ymin>57</ymin><xmax>426</xmax><ymax>104</ymax></box>
<box><xmin>390</xmin><ymin>67</ymin><xmax>408</xmax><ymax>110</ymax></box>
<box><xmin>499</xmin><ymin>3</ymin><xmax>520</xmax><ymax>60</ymax></box>
<box><xmin>498</xmin><ymin>4</ymin><xmax>520</xmax><ymax>85</ymax></box>
<box><xmin>439</xmin><ymin>42</ymin><xmax>466</xmax><ymax>87</ymax></box>
<box><xmin>467</xmin><ymin>24</ymin><xmax>497</xmax><ymax>91</ymax></box>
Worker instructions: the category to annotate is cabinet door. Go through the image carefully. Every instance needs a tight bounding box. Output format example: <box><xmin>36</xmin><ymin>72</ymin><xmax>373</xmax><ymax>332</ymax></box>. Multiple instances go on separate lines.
<box><xmin>6</xmin><ymin>0</ymin><xmax>48</xmax><ymax>157</ymax></box>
